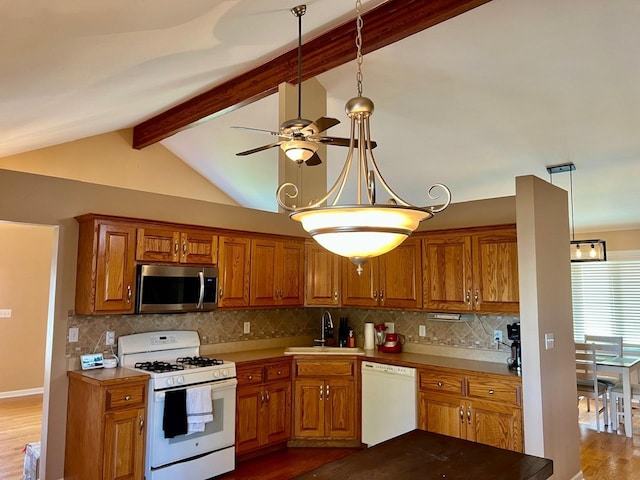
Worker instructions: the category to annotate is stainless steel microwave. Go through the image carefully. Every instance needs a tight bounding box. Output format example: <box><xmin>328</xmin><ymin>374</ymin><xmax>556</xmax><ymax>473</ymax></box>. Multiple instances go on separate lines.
<box><xmin>135</xmin><ymin>264</ymin><xmax>218</xmax><ymax>314</ymax></box>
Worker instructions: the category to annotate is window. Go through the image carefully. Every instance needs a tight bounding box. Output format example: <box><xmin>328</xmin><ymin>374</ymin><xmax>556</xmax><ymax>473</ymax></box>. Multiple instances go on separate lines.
<box><xmin>572</xmin><ymin>260</ymin><xmax>640</xmax><ymax>346</ymax></box>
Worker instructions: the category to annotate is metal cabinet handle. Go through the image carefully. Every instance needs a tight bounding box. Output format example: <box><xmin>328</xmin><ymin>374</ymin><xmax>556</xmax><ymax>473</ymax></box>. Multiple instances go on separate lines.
<box><xmin>125</xmin><ymin>395</ymin><xmax>131</xmax><ymax>401</ymax></box>
<box><xmin>488</xmin><ymin>389</ymin><xmax>494</xmax><ymax>395</ymax></box>
<box><xmin>326</xmin><ymin>385</ymin><xmax>330</xmax><ymax>398</ymax></box>
<box><xmin>174</xmin><ymin>243</ymin><xmax>179</xmax><ymax>255</ymax></box>
<box><xmin>373</xmin><ymin>290</ymin><xmax>378</xmax><ymax>299</ymax></box>
<box><xmin>437</xmin><ymin>381</ymin><xmax>443</xmax><ymax>387</ymax></box>
<box><xmin>466</xmin><ymin>290</ymin><xmax>471</xmax><ymax>305</ymax></box>
<box><xmin>127</xmin><ymin>285</ymin><xmax>132</xmax><ymax>303</ymax></box>
<box><xmin>139</xmin><ymin>416</ymin><xmax>144</xmax><ymax>435</ymax></box>
<box><xmin>183</xmin><ymin>243</ymin><xmax>187</xmax><ymax>255</ymax></box>
<box><xmin>475</xmin><ymin>289</ymin><xmax>480</xmax><ymax>304</ymax></box>
<box><xmin>460</xmin><ymin>407</ymin><xmax>464</xmax><ymax>423</ymax></box>
<box><xmin>467</xmin><ymin>406</ymin><xmax>472</xmax><ymax>425</ymax></box>
<box><xmin>248</xmin><ymin>375</ymin><xmax>253</xmax><ymax>380</ymax></box>
<box><xmin>277</xmin><ymin>370</ymin><xmax>282</xmax><ymax>376</ymax></box>
<box><xmin>219</xmin><ymin>287</ymin><xmax>223</xmax><ymax>299</ymax></box>
<box><xmin>379</xmin><ymin>289</ymin><xmax>384</xmax><ymax>302</ymax></box>
<box><xmin>260</xmin><ymin>392</ymin><xmax>265</xmax><ymax>404</ymax></box>
<box><xmin>334</xmin><ymin>290</ymin><xmax>338</xmax><ymax>301</ymax></box>
<box><xmin>266</xmin><ymin>391</ymin><xmax>270</xmax><ymax>403</ymax></box>
<box><xmin>320</xmin><ymin>385</ymin><xmax>323</xmax><ymax>400</ymax></box>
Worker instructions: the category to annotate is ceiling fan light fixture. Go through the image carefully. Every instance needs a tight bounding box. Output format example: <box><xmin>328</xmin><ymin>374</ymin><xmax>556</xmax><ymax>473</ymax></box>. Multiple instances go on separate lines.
<box><xmin>277</xmin><ymin>0</ymin><xmax>450</xmax><ymax>273</ymax></box>
<box><xmin>281</xmin><ymin>140</ymin><xmax>317</xmax><ymax>162</ymax></box>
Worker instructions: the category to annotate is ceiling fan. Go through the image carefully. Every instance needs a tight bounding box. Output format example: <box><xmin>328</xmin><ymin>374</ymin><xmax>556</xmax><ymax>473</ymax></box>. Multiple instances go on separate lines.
<box><xmin>233</xmin><ymin>4</ymin><xmax>375</xmax><ymax>166</ymax></box>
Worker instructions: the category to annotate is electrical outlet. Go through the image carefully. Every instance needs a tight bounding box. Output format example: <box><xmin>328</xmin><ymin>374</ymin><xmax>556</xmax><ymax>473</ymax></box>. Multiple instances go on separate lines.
<box><xmin>0</xmin><ymin>309</ymin><xmax>12</xmax><ymax>318</ymax></box>
<box><xmin>243</xmin><ymin>322</ymin><xmax>251</xmax><ymax>334</ymax></box>
<box><xmin>106</xmin><ymin>331</ymin><xmax>115</xmax><ymax>346</ymax></box>
<box><xmin>69</xmin><ymin>327</ymin><xmax>79</xmax><ymax>343</ymax></box>
<box><xmin>494</xmin><ymin>330</ymin><xmax>503</xmax><ymax>346</ymax></box>
<box><xmin>419</xmin><ymin>325</ymin><xmax>426</xmax><ymax>337</ymax></box>
<box><xmin>384</xmin><ymin>322</ymin><xmax>395</xmax><ymax>334</ymax></box>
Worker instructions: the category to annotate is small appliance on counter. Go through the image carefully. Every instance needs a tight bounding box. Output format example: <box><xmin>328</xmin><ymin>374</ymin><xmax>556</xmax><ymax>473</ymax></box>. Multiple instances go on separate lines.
<box><xmin>374</xmin><ymin>323</ymin><xmax>387</xmax><ymax>350</ymax></box>
<box><xmin>506</xmin><ymin>322</ymin><xmax>521</xmax><ymax>371</ymax></box>
<box><xmin>378</xmin><ymin>333</ymin><xmax>405</xmax><ymax>353</ymax></box>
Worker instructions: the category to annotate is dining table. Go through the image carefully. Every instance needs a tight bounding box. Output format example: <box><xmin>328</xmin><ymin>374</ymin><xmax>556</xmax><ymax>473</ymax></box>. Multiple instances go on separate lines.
<box><xmin>596</xmin><ymin>354</ymin><xmax>640</xmax><ymax>437</ymax></box>
<box><xmin>294</xmin><ymin>429</ymin><xmax>553</xmax><ymax>480</ymax></box>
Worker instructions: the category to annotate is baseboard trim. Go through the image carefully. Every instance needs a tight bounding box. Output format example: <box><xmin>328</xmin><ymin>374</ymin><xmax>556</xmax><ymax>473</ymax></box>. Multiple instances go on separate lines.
<box><xmin>570</xmin><ymin>471</ymin><xmax>585</xmax><ymax>480</ymax></box>
<box><xmin>0</xmin><ymin>387</ymin><xmax>44</xmax><ymax>399</ymax></box>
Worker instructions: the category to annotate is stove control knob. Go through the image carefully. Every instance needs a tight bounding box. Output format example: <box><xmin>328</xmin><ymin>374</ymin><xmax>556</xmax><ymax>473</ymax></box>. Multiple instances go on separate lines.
<box><xmin>177</xmin><ymin>376</ymin><xmax>184</xmax><ymax>385</ymax></box>
<box><xmin>222</xmin><ymin>369</ymin><xmax>229</xmax><ymax>377</ymax></box>
<box><xmin>213</xmin><ymin>370</ymin><xmax>220</xmax><ymax>378</ymax></box>
<box><xmin>166</xmin><ymin>377</ymin><xmax>174</xmax><ymax>387</ymax></box>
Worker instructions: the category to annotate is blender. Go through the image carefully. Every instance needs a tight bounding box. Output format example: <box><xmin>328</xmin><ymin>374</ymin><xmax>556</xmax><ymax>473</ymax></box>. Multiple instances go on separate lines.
<box><xmin>374</xmin><ymin>324</ymin><xmax>387</xmax><ymax>351</ymax></box>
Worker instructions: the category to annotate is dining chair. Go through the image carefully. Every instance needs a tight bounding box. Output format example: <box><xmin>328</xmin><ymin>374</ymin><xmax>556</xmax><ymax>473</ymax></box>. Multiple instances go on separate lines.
<box><xmin>576</xmin><ymin>342</ymin><xmax>609</xmax><ymax>432</ymax></box>
<box><xmin>584</xmin><ymin>335</ymin><xmax>623</xmax><ymax>414</ymax></box>
<box><xmin>610</xmin><ymin>382</ymin><xmax>640</xmax><ymax>432</ymax></box>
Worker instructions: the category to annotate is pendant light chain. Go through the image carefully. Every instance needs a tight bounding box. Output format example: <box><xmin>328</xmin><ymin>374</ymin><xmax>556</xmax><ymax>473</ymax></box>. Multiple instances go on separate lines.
<box><xmin>355</xmin><ymin>0</ymin><xmax>364</xmax><ymax>97</ymax></box>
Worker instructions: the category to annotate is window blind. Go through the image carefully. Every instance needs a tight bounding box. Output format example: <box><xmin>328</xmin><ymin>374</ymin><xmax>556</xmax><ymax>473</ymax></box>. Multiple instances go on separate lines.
<box><xmin>572</xmin><ymin>260</ymin><xmax>640</xmax><ymax>345</ymax></box>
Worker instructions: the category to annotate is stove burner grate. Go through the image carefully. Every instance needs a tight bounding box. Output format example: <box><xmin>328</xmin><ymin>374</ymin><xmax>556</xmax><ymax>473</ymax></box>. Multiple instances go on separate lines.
<box><xmin>176</xmin><ymin>356</ymin><xmax>224</xmax><ymax>368</ymax></box>
<box><xmin>134</xmin><ymin>361</ymin><xmax>185</xmax><ymax>373</ymax></box>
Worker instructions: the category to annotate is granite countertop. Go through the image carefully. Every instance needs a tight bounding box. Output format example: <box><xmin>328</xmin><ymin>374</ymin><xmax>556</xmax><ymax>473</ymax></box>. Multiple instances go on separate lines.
<box><xmin>217</xmin><ymin>346</ymin><xmax>519</xmax><ymax>378</ymax></box>
<box><xmin>68</xmin><ymin>367</ymin><xmax>150</xmax><ymax>385</ymax></box>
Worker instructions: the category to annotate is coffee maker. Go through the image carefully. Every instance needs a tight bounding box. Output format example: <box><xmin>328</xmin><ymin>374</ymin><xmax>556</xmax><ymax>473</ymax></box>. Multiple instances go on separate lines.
<box><xmin>507</xmin><ymin>322</ymin><xmax>521</xmax><ymax>371</ymax></box>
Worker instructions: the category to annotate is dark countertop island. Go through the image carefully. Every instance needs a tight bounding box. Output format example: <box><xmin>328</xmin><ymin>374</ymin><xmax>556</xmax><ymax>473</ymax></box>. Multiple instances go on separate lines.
<box><xmin>294</xmin><ymin>430</ymin><xmax>552</xmax><ymax>480</ymax></box>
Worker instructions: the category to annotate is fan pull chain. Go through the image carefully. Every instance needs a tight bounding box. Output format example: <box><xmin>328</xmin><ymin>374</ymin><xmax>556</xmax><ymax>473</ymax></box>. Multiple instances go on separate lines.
<box><xmin>355</xmin><ymin>0</ymin><xmax>364</xmax><ymax>97</ymax></box>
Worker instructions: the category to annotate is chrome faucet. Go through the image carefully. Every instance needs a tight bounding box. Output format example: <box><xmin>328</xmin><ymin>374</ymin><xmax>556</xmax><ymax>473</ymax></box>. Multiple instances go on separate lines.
<box><xmin>315</xmin><ymin>311</ymin><xmax>334</xmax><ymax>346</ymax></box>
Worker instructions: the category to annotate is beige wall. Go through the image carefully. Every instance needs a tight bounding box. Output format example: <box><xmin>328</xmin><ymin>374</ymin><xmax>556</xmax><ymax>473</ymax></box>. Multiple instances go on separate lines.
<box><xmin>516</xmin><ymin>176</ymin><xmax>581</xmax><ymax>479</ymax></box>
<box><xmin>0</xmin><ymin>129</ymin><xmax>237</xmax><ymax>206</ymax></box>
<box><xmin>580</xmin><ymin>228</ymin><xmax>640</xmax><ymax>252</ymax></box>
<box><xmin>0</xmin><ymin>223</ymin><xmax>53</xmax><ymax>394</ymax></box>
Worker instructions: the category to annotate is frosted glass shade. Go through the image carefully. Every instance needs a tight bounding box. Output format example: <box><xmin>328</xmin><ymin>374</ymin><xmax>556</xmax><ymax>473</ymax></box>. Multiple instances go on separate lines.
<box><xmin>281</xmin><ymin>140</ymin><xmax>317</xmax><ymax>162</ymax></box>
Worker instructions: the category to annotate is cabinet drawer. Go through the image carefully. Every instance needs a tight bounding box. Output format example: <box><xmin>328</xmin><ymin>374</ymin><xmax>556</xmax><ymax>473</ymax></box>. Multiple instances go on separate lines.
<box><xmin>295</xmin><ymin>360</ymin><xmax>354</xmax><ymax>377</ymax></box>
<box><xmin>236</xmin><ymin>365</ymin><xmax>264</xmax><ymax>386</ymax></box>
<box><xmin>419</xmin><ymin>369</ymin><xmax>464</xmax><ymax>395</ymax></box>
<box><xmin>106</xmin><ymin>383</ymin><xmax>146</xmax><ymax>410</ymax></box>
<box><xmin>466</xmin><ymin>374</ymin><xmax>521</xmax><ymax>406</ymax></box>
<box><xmin>265</xmin><ymin>362</ymin><xmax>291</xmax><ymax>382</ymax></box>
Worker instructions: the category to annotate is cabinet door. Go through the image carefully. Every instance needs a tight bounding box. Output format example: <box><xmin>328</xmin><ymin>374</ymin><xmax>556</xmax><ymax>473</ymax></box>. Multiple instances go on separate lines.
<box><xmin>305</xmin><ymin>242</ymin><xmax>340</xmax><ymax>306</ymax></box>
<box><xmin>250</xmin><ymin>239</ymin><xmax>278</xmax><ymax>306</ymax></box>
<box><xmin>324</xmin><ymin>378</ymin><xmax>356</xmax><ymax>439</ymax></box>
<box><xmin>418</xmin><ymin>391</ymin><xmax>465</xmax><ymax>440</ymax></box>
<box><xmin>136</xmin><ymin>227</ymin><xmax>179</xmax><ymax>263</ymax></box>
<box><xmin>218</xmin><ymin>236</ymin><xmax>251</xmax><ymax>308</ymax></box>
<box><xmin>472</xmin><ymin>229</ymin><xmax>519</xmax><ymax>313</ymax></box>
<box><xmin>180</xmin><ymin>231</ymin><xmax>218</xmax><ymax>265</ymax></box>
<box><xmin>293</xmin><ymin>379</ymin><xmax>325</xmax><ymax>438</ymax></box>
<box><xmin>236</xmin><ymin>385</ymin><xmax>263</xmax><ymax>454</ymax></box>
<box><xmin>278</xmin><ymin>241</ymin><xmax>304</xmax><ymax>306</ymax></box>
<box><xmin>264</xmin><ymin>381</ymin><xmax>292</xmax><ymax>445</ymax></box>
<box><xmin>95</xmin><ymin>223</ymin><xmax>137</xmax><ymax>313</ymax></box>
<box><xmin>103</xmin><ymin>407</ymin><xmax>145</xmax><ymax>480</ymax></box>
<box><xmin>422</xmin><ymin>234</ymin><xmax>473</xmax><ymax>312</ymax></box>
<box><xmin>341</xmin><ymin>257</ymin><xmax>379</xmax><ymax>307</ymax></box>
<box><xmin>466</xmin><ymin>399</ymin><xmax>523</xmax><ymax>452</ymax></box>
<box><xmin>379</xmin><ymin>238</ymin><xmax>422</xmax><ymax>309</ymax></box>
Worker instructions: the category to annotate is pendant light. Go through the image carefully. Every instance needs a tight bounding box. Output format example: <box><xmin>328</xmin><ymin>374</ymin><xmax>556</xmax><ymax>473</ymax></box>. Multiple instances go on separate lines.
<box><xmin>277</xmin><ymin>0</ymin><xmax>451</xmax><ymax>274</ymax></box>
<box><xmin>547</xmin><ymin>162</ymin><xmax>606</xmax><ymax>262</ymax></box>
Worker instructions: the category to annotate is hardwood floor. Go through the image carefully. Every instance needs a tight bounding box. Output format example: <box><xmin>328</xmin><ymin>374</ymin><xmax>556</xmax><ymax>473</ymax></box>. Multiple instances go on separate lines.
<box><xmin>1</xmin><ymin>395</ymin><xmax>640</xmax><ymax>480</ymax></box>
<box><xmin>0</xmin><ymin>394</ymin><xmax>42</xmax><ymax>480</ymax></box>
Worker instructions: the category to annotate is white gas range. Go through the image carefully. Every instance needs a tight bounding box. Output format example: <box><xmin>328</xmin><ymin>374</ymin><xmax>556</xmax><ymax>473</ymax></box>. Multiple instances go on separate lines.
<box><xmin>118</xmin><ymin>331</ymin><xmax>237</xmax><ymax>480</ymax></box>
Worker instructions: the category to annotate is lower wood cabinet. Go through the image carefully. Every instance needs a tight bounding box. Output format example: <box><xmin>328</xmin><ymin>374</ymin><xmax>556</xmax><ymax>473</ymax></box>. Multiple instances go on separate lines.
<box><xmin>291</xmin><ymin>358</ymin><xmax>359</xmax><ymax>443</ymax></box>
<box><xmin>235</xmin><ymin>359</ymin><xmax>292</xmax><ymax>456</ymax></box>
<box><xmin>417</xmin><ymin>367</ymin><xmax>523</xmax><ymax>452</ymax></box>
<box><xmin>65</xmin><ymin>370</ymin><xmax>148</xmax><ymax>480</ymax></box>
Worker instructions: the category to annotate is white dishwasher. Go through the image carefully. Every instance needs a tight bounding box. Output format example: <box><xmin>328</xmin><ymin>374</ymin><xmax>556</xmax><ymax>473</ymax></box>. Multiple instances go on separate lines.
<box><xmin>361</xmin><ymin>361</ymin><xmax>417</xmax><ymax>447</ymax></box>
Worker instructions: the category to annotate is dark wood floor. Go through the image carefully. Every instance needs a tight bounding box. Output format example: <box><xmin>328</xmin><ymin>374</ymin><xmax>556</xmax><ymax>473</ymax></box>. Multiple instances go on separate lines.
<box><xmin>3</xmin><ymin>395</ymin><xmax>640</xmax><ymax>480</ymax></box>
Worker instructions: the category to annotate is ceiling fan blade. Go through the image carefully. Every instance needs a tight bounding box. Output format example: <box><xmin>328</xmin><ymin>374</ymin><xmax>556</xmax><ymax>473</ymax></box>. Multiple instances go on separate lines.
<box><xmin>312</xmin><ymin>116</ymin><xmax>341</xmax><ymax>134</ymax></box>
<box><xmin>305</xmin><ymin>153</ymin><xmax>322</xmax><ymax>166</ymax></box>
<box><xmin>316</xmin><ymin>136</ymin><xmax>378</xmax><ymax>149</ymax></box>
<box><xmin>231</xmin><ymin>125</ymin><xmax>281</xmax><ymax>137</ymax></box>
<box><xmin>236</xmin><ymin>142</ymin><xmax>282</xmax><ymax>156</ymax></box>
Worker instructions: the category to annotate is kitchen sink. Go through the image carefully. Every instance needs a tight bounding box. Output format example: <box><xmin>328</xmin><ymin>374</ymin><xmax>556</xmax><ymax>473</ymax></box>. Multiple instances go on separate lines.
<box><xmin>284</xmin><ymin>346</ymin><xmax>366</xmax><ymax>355</ymax></box>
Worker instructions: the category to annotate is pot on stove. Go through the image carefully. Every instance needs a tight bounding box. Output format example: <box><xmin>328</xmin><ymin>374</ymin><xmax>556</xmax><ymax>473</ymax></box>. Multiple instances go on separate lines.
<box><xmin>378</xmin><ymin>333</ymin><xmax>404</xmax><ymax>353</ymax></box>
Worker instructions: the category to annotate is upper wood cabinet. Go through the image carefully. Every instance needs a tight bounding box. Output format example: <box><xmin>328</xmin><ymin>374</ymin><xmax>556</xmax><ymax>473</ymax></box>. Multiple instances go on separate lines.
<box><xmin>422</xmin><ymin>226</ymin><xmax>519</xmax><ymax>314</ymax></box>
<box><xmin>76</xmin><ymin>216</ymin><xmax>137</xmax><ymax>315</ymax></box>
<box><xmin>305</xmin><ymin>241</ymin><xmax>341</xmax><ymax>306</ymax></box>
<box><xmin>341</xmin><ymin>238</ymin><xmax>422</xmax><ymax>309</ymax></box>
<box><xmin>136</xmin><ymin>226</ymin><xmax>217</xmax><ymax>265</ymax></box>
<box><xmin>250</xmin><ymin>238</ymin><xmax>304</xmax><ymax>307</ymax></box>
<box><xmin>218</xmin><ymin>236</ymin><xmax>251</xmax><ymax>308</ymax></box>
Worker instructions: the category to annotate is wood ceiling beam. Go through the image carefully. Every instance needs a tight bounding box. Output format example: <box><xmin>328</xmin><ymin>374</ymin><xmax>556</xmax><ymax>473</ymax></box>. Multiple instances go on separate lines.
<box><xmin>132</xmin><ymin>0</ymin><xmax>492</xmax><ymax>149</ymax></box>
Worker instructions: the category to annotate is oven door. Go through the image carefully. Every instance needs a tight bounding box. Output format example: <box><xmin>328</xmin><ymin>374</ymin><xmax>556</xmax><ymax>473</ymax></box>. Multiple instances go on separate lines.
<box><xmin>148</xmin><ymin>378</ymin><xmax>237</xmax><ymax>469</ymax></box>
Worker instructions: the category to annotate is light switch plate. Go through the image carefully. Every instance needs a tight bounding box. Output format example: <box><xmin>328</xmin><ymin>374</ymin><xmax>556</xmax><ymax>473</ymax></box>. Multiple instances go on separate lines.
<box><xmin>68</xmin><ymin>327</ymin><xmax>79</xmax><ymax>343</ymax></box>
<box><xmin>419</xmin><ymin>325</ymin><xmax>426</xmax><ymax>337</ymax></box>
<box><xmin>384</xmin><ymin>322</ymin><xmax>395</xmax><ymax>334</ymax></box>
<box><xmin>243</xmin><ymin>322</ymin><xmax>250</xmax><ymax>334</ymax></box>
<box><xmin>545</xmin><ymin>332</ymin><xmax>555</xmax><ymax>350</ymax></box>
<box><xmin>0</xmin><ymin>309</ymin><xmax>12</xmax><ymax>318</ymax></box>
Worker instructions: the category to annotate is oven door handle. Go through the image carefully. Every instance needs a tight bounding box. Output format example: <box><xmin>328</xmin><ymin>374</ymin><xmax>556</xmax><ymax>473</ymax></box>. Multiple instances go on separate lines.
<box><xmin>196</xmin><ymin>271</ymin><xmax>205</xmax><ymax>309</ymax></box>
<box><xmin>154</xmin><ymin>378</ymin><xmax>238</xmax><ymax>401</ymax></box>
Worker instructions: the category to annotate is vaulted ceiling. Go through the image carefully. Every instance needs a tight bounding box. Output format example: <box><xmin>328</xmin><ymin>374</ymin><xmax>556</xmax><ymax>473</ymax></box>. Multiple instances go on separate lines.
<box><xmin>2</xmin><ymin>0</ymin><xmax>639</xmax><ymax>233</ymax></box>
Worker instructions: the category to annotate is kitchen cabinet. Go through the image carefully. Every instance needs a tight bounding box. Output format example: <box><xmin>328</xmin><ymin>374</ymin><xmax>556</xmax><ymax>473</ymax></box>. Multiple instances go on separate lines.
<box><xmin>422</xmin><ymin>226</ymin><xmax>519</xmax><ymax>314</ymax></box>
<box><xmin>136</xmin><ymin>226</ymin><xmax>217</xmax><ymax>265</ymax></box>
<box><xmin>417</xmin><ymin>366</ymin><xmax>523</xmax><ymax>452</ymax></box>
<box><xmin>341</xmin><ymin>237</ymin><xmax>422</xmax><ymax>309</ymax></box>
<box><xmin>65</xmin><ymin>369</ymin><xmax>148</xmax><ymax>480</ymax></box>
<box><xmin>235</xmin><ymin>359</ymin><xmax>292</xmax><ymax>456</ymax></box>
<box><xmin>250</xmin><ymin>238</ymin><xmax>304</xmax><ymax>306</ymax></box>
<box><xmin>305</xmin><ymin>241</ymin><xmax>341</xmax><ymax>306</ymax></box>
<box><xmin>75</xmin><ymin>215</ymin><xmax>137</xmax><ymax>314</ymax></box>
<box><xmin>218</xmin><ymin>236</ymin><xmax>251</xmax><ymax>308</ymax></box>
<box><xmin>292</xmin><ymin>358</ymin><xmax>358</xmax><ymax>443</ymax></box>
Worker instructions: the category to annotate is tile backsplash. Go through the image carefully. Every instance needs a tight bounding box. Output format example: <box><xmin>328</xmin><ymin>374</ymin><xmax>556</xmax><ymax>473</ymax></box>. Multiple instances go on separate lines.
<box><xmin>66</xmin><ymin>308</ymin><xmax>518</xmax><ymax>359</ymax></box>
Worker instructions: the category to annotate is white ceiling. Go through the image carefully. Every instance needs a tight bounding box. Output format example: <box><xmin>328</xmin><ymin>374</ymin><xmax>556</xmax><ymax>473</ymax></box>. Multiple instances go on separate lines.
<box><xmin>2</xmin><ymin>0</ymin><xmax>639</xmax><ymax>234</ymax></box>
